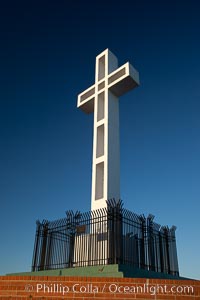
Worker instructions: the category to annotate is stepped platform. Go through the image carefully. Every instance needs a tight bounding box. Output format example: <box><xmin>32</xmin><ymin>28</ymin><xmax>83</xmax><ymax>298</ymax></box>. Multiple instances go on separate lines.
<box><xmin>7</xmin><ymin>264</ymin><xmax>188</xmax><ymax>280</ymax></box>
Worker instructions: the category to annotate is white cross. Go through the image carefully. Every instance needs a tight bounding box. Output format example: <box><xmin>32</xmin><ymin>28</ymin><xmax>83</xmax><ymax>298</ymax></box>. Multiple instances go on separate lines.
<box><xmin>77</xmin><ymin>49</ymin><xmax>139</xmax><ymax>211</ymax></box>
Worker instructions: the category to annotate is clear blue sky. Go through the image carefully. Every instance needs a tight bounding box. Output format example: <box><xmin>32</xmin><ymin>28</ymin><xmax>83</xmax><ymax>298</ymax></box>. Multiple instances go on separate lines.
<box><xmin>0</xmin><ymin>0</ymin><xmax>199</xmax><ymax>279</ymax></box>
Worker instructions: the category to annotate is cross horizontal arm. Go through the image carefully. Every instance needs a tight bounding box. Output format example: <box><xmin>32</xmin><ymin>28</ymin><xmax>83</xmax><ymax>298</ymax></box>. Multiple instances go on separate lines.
<box><xmin>108</xmin><ymin>62</ymin><xmax>139</xmax><ymax>97</ymax></box>
<box><xmin>77</xmin><ymin>84</ymin><xmax>95</xmax><ymax>114</ymax></box>
<box><xmin>77</xmin><ymin>62</ymin><xmax>139</xmax><ymax>114</ymax></box>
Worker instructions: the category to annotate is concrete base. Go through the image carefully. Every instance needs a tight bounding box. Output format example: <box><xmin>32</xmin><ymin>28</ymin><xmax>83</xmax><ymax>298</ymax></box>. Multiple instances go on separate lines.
<box><xmin>7</xmin><ymin>264</ymin><xmax>189</xmax><ymax>280</ymax></box>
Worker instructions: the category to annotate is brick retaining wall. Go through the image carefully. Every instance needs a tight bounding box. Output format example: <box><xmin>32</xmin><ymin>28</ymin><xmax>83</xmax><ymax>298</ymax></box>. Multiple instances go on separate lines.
<box><xmin>0</xmin><ymin>275</ymin><xmax>199</xmax><ymax>299</ymax></box>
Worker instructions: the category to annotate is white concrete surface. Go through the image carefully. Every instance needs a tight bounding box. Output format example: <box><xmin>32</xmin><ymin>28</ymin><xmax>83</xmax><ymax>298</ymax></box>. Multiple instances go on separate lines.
<box><xmin>77</xmin><ymin>49</ymin><xmax>139</xmax><ymax>211</ymax></box>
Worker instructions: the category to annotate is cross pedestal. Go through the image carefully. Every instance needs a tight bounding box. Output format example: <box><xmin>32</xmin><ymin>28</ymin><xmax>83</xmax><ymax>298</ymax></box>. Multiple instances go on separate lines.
<box><xmin>77</xmin><ymin>49</ymin><xmax>139</xmax><ymax>211</ymax></box>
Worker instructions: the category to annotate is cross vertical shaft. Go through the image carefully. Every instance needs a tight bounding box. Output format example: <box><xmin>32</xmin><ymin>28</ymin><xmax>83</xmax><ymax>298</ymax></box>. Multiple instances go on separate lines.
<box><xmin>77</xmin><ymin>49</ymin><xmax>139</xmax><ymax>211</ymax></box>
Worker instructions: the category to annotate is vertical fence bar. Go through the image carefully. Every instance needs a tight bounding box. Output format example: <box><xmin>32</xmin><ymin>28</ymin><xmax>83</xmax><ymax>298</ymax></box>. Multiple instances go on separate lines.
<box><xmin>39</xmin><ymin>221</ymin><xmax>48</xmax><ymax>270</ymax></box>
<box><xmin>31</xmin><ymin>221</ymin><xmax>41</xmax><ymax>271</ymax></box>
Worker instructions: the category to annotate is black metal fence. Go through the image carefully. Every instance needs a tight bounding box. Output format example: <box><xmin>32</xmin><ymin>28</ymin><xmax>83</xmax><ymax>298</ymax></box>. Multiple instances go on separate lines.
<box><xmin>32</xmin><ymin>200</ymin><xmax>179</xmax><ymax>276</ymax></box>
